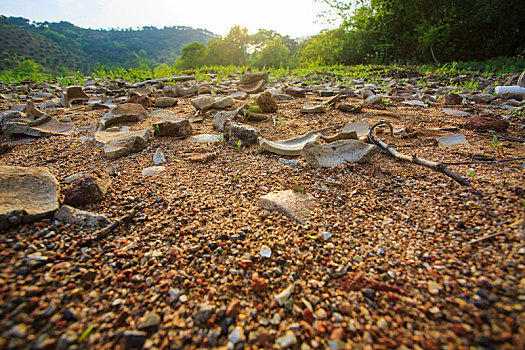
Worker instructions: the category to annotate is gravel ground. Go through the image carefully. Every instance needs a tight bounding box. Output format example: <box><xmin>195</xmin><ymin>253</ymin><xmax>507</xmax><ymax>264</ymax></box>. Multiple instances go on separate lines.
<box><xmin>0</xmin><ymin>74</ymin><xmax>524</xmax><ymax>349</ymax></box>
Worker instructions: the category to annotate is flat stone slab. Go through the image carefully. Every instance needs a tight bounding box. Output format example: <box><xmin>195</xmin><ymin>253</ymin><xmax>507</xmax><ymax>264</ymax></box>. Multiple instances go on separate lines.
<box><xmin>0</xmin><ymin>166</ymin><xmax>59</xmax><ymax>232</ymax></box>
<box><xmin>142</xmin><ymin>166</ymin><xmax>166</xmax><ymax>176</ymax></box>
<box><xmin>442</xmin><ymin>108</ymin><xmax>472</xmax><ymax>117</ymax></box>
<box><xmin>3</xmin><ymin>117</ymin><xmax>74</xmax><ymax>137</ymax></box>
<box><xmin>100</xmin><ymin>103</ymin><xmax>149</xmax><ymax>130</ymax></box>
<box><xmin>300</xmin><ymin>104</ymin><xmax>326</xmax><ymax>114</ymax></box>
<box><xmin>257</xmin><ymin>190</ymin><xmax>315</xmax><ymax>224</ymax></box>
<box><xmin>259</xmin><ymin>132</ymin><xmax>321</xmax><ymax>156</ymax></box>
<box><xmin>94</xmin><ymin>129</ymin><xmax>152</xmax><ymax>146</ymax></box>
<box><xmin>185</xmin><ymin>134</ymin><xmax>222</xmax><ymax>143</ymax></box>
<box><xmin>54</xmin><ymin>205</ymin><xmax>110</xmax><ymax>229</ymax></box>
<box><xmin>152</xmin><ymin>117</ymin><xmax>192</xmax><ymax>137</ymax></box>
<box><xmin>301</xmin><ymin>139</ymin><xmax>378</xmax><ymax>168</ymax></box>
<box><xmin>104</xmin><ymin>136</ymin><xmax>146</xmax><ymax>159</ymax></box>
<box><xmin>437</xmin><ymin>134</ymin><xmax>469</xmax><ymax>148</ymax></box>
<box><xmin>191</xmin><ymin>96</ymin><xmax>215</xmax><ymax>111</ymax></box>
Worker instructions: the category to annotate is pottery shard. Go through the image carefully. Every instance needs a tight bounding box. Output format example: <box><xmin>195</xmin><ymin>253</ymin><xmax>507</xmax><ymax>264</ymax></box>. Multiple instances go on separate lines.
<box><xmin>153</xmin><ymin>117</ymin><xmax>192</xmax><ymax>137</ymax></box>
<box><xmin>62</xmin><ymin>171</ymin><xmax>111</xmax><ymax>207</ymax></box>
<box><xmin>257</xmin><ymin>190</ymin><xmax>315</xmax><ymax>224</ymax></box>
<box><xmin>226</xmin><ymin>122</ymin><xmax>261</xmax><ymax>146</ymax></box>
<box><xmin>255</xmin><ymin>91</ymin><xmax>278</xmax><ymax>113</ymax></box>
<box><xmin>438</xmin><ymin>93</ymin><xmax>463</xmax><ymax>105</ymax></box>
<box><xmin>238</xmin><ymin>80</ymin><xmax>266</xmax><ymax>94</ymax></box>
<box><xmin>61</xmin><ymin>86</ymin><xmax>89</xmax><ymax>107</ymax></box>
<box><xmin>0</xmin><ymin>166</ymin><xmax>60</xmax><ymax>232</ymax></box>
<box><xmin>284</xmin><ymin>86</ymin><xmax>306</xmax><ymax>98</ymax></box>
<box><xmin>301</xmin><ymin>139</ymin><xmax>378</xmax><ymax>168</ymax></box>
<box><xmin>240</xmin><ymin>72</ymin><xmax>269</xmax><ymax>85</ymax></box>
<box><xmin>464</xmin><ymin>115</ymin><xmax>509</xmax><ymax>132</ymax></box>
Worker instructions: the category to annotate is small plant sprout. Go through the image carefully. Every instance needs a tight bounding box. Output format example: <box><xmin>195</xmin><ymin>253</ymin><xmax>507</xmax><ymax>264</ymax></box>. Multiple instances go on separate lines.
<box><xmin>276</xmin><ymin>116</ymin><xmax>283</xmax><ymax>129</ymax></box>
<box><xmin>219</xmin><ymin>132</ymin><xmax>226</xmax><ymax>142</ymax></box>
<box><xmin>467</xmin><ymin>168</ymin><xmax>475</xmax><ymax>181</ymax></box>
<box><xmin>487</xmin><ymin>132</ymin><xmax>504</xmax><ymax>158</ymax></box>
<box><xmin>153</xmin><ymin>124</ymin><xmax>161</xmax><ymax>133</ymax></box>
<box><xmin>231</xmin><ymin>172</ymin><xmax>238</xmax><ymax>182</ymax></box>
<box><xmin>236</xmin><ymin>140</ymin><xmax>242</xmax><ymax>150</ymax></box>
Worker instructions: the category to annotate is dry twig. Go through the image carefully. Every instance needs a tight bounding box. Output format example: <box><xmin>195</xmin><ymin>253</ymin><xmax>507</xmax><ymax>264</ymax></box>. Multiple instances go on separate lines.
<box><xmin>368</xmin><ymin>120</ymin><xmax>471</xmax><ymax>187</ymax></box>
<box><xmin>79</xmin><ymin>210</ymin><xmax>137</xmax><ymax>247</ymax></box>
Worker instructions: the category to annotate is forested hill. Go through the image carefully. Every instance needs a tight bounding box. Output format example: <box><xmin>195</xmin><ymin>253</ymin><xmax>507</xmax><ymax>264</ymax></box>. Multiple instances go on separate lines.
<box><xmin>0</xmin><ymin>16</ymin><xmax>216</xmax><ymax>73</ymax></box>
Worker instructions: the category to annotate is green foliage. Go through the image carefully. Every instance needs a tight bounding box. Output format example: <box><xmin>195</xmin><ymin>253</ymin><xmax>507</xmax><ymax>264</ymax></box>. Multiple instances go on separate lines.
<box><xmin>251</xmin><ymin>38</ymin><xmax>290</xmax><ymax>68</ymax></box>
<box><xmin>487</xmin><ymin>132</ymin><xmax>505</xmax><ymax>158</ymax></box>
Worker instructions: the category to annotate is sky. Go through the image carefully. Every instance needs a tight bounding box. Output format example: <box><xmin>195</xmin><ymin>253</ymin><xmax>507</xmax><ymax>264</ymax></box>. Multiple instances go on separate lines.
<box><xmin>0</xmin><ymin>0</ymin><xmax>338</xmax><ymax>38</ymax></box>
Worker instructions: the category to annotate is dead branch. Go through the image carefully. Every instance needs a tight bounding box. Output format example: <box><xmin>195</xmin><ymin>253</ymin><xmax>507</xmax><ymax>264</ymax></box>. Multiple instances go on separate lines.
<box><xmin>78</xmin><ymin>210</ymin><xmax>136</xmax><ymax>247</ymax></box>
<box><xmin>466</xmin><ymin>232</ymin><xmax>505</xmax><ymax>245</ymax></box>
<box><xmin>368</xmin><ymin>120</ymin><xmax>471</xmax><ymax>187</ymax></box>
<box><xmin>133</xmin><ymin>76</ymin><xmax>195</xmax><ymax>88</ymax></box>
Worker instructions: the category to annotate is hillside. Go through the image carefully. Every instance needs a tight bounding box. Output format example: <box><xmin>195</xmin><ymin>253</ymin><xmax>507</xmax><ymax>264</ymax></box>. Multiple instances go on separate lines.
<box><xmin>0</xmin><ymin>16</ymin><xmax>216</xmax><ymax>73</ymax></box>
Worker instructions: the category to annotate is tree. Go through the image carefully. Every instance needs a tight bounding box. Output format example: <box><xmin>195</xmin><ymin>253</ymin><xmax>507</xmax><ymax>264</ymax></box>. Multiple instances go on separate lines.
<box><xmin>179</xmin><ymin>42</ymin><xmax>207</xmax><ymax>68</ymax></box>
<box><xmin>252</xmin><ymin>38</ymin><xmax>290</xmax><ymax>68</ymax></box>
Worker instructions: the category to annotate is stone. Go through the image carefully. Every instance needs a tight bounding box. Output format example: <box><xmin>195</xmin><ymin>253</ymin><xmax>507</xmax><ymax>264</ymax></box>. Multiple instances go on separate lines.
<box><xmin>194</xmin><ymin>304</ymin><xmax>216</xmax><ymax>324</ymax></box>
<box><xmin>54</xmin><ymin>205</ymin><xmax>110</xmax><ymax>229</ymax></box>
<box><xmin>230</xmin><ymin>91</ymin><xmax>248</xmax><ymax>100</ymax></box>
<box><xmin>212</xmin><ymin>111</ymin><xmax>237</xmax><ymax>132</ymax></box>
<box><xmin>274</xmin><ymin>284</ymin><xmax>294</xmax><ymax>306</ymax></box>
<box><xmin>211</xmin><ymin>96</ymin><xmax>235</xmax><ymax>109</ymax></box>
<box><xmin>154</xmin><ymin>97</ymin><xmax>178</xmax><ymax>108</ymax></box>
<box><xmin>191</xmin><ymin>96</ymin><xmax>215</xmax><ymax>110</ymax></box>
<box><xmin>99</xmin><ymin>104</ymin><xmax>149</xmax><ymax>130</ymax></box>
<box><xmin>62</xmin><ymin>171</ymin><xmax>111</xmax><ymax>207</ymax></box>
<box><xmin>275</xmin><ymin>331</ymin><xmax>298</xmax><ymax>349</ymax></box>
<box><xmin>469</xmin><ymin>93</ymin><xmax>496</xmax><ymax>104</ymax></box>
<box><xmin>260</xmin><ymin>245</ymin><xmax>272</xmax><ymax>258</ymax></box>
<box><xmin>301</xmin><ymin>139</ymin><xmax>378</xmax><ymax>168</ymax></box>
<box><xmin>164</xmin><ymin>84</ymin><xmax>197</xmax><ymax>98</ymax></box>
<box><xmin>402</xmin><ymin>100</ymin><xmax>428</xmax><ymax>107</ymax></box>
<box><xmin>153</xmin><ymin>148</ymin><xmax>166</xmax><ymax>165</ymax></box>
<box><xmin>258</xmin><ymin>190</ymin><xmax>315</xmax><ymax>224</ymax></box>
<box><xmin>94</xmin><ymin>129</ymin><xmax>152</xmax><ymax>146</ymax></box>
<box><xmin>104</xmin><ymin>136</ymin><xmax>147</xmax><ymax>159</ymax></box>
<box><xmin>226</xmin><ymin>122</ymin><xmax>261</xmax><ymax>147</ymax></box>
<box><xmin>464</xmin><ymin>115</ymin><xmax>509</xmax><ymax>132</ymax></box>
<box><xmin>152</xmin><ymin>117</ymin><xmax>192</xmax><ymax>137</ymax></box>
<box><xmin>0</xmin><ymin>166</ymin><xmax>59</xmax><ymax>232</ymax></box>
<box><xmin>61</xmin><ymin>86</ymin><xmax>89</xmax><ymax>107</ymax></box>
<box><xmin>123</xmin><ymin>330</ymin><xmax>147</xmax><ymax>349</ymax></box>
<box><xmin>229</xmin><ymin>326</ymin><xmax>245</xmax><ymax>345</ymax></box>
<box><xmin>138</xmin><ymin>312</ymin><xmax>161</xmax><ymax>330</ymax></box>
<box><xmin>437</xmin><ymin>134</ymin><xmax>469</xmax><ymax>148</ymax></box>
<box><xmin>255</xmin><ymin>91</ymin><xmax>278</xmax><ymax>113</ymax></box>
<box><xmin>284</xmin><ymin>86</ymin><xmax>306</xmax><ymax>98</ymax></box>
<box><xmin>438</xmin><ymin>93</ymin><xmax>463</xmax><ymax>105</ymax></box>
<box><xmin>300</xmin><ymin>104</ymin><xmax>326</xmax><ymax>114</ymax></box>
<box><xmin>25</xmin><ymin>102</ymin><xmax>44</xmax><ymax>118</ymax></box>
<box><xmin>365</xmin><ymin>95</ymin><xmax>383</xmax><ymax>105</ymax></box>
<box><xmin>141</xmin><ymin>166</ymin><xmax>166</xmax><ymax>176</ymax></box>
<box><xmin>129</xmin><ymin>94</ymin><xmax>151</xmax><ymax>108</ymax></box>
<box><xmin>442</xmin><ymin>108</ymin><xmax>471</xmax><ymax>117</ymax></box>
<box><xmin>259</xmin><ymin>132</ymin><xmax>321</xmax><ymax>156</ymax></box>
<box><xmin>2</xmin><ymin>115</ymin><xmax>74</xmax><ymax>138</ymax></box>
<box><xmin>240</xmin><ymin>72</ymin><xmax>269</xmax><ymax>85</ymax></box>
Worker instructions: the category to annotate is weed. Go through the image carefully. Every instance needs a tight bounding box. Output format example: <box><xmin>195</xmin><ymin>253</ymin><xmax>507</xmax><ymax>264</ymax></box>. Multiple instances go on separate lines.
<box><xmin>487</xmin><ymin>132</ymin><xmax>504</xmax><ymax>158</ymax></box>
<box><xmin>236</xmin><ymin>140</ymin><xmax>242</xmax><ymax>150</ymax></box>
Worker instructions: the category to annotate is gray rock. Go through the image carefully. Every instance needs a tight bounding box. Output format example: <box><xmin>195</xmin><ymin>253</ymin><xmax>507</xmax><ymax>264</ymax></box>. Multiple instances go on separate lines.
<box><xmin>274</xmin><ymin>284</ymin><xmax>294</xmax><ymax>306</ymax></box>
<box><xmin>301</xmin><ymin>139</ymin><xmax>378</xmax><ymax>168</ymax></box>
<box><xmin>154</xmin><ymin>97</ymin><xmax>178</xmax><ymax>108</ymax></box>
<box><xmin>275</xmin><ymin>331</ymin><xmax>298</xmax><ymax>349</ymax></box>
<box><xmin>152</xmin><ymin>117</ymin><xmax>192</xmax><ymax>137</ymax></box>
<box><xmin>104</xmin><ymin>136</ymin><xmax>147</xmax><ymax>159</ymax></box>
<box><xmin>257</xmin><ymin>190</ymin><xmax>315</xmax><ymax>224</ymax></box>
<box><xmin>442</xmin><ymin>108</ymin><xmax>471</xmax><ymax>117</ymax></box>
<box><xmin>2</xmin><ymin>113</ymin><xmax>74</xmax><ymax>138</ymax></box>
<box><xmin>94</xmin><ymin>129</ymin><xmax>152</xmax><ymax>146</ymax></box>
<box><xmin>469</xmin><ymin>93</ymin><xmax>496</xmax><ymax>104</ymax></box>
<box><xmin>212</xmin><ymin>111</ymin><xmax>236</xmax><ymax>131</ymax></box>
<box><xmin>365</xmin><ymin>95</ymin><xmax>383</xmax><ymax>105</ymax></box>
<box><xmin>211</xmin><ymin>96</ymin><xmax>235</xmax><ymax>109</ymax></box>
<box><xmin>191</xmin><ymin>96</ymin><xmax>215</xmax><ymax>110</ymax></box>
<box><xmin>226</xmin><ymin>122</ymin><xmax>261</xmax><ymax>147</ymax></box>
<box><xmin>438</xmin><ymin>93</ymin><xmax>463</xmax><ymax>105</ymax></box>
<box><xmin>138</xmin><ymin>312</ymin><xmax>161</xmax><ymax>330</ymax></box>
<box><xmin>0</xmin><ymin>166</ymin><xmax>59</xmax><ymax>232</ymax></box>
<box><xmin>194</xmin><ymin>304</ymin><xmax>216</xmax><ymax>324</ymax></box>
<box><xmin>230</xmin><ymin>91</ymin><xmax>248</xmax><ymax>100</ymax></box>
<box><xmin>54</xmin><ymin>205</ymin><xmax>110</xmax><ymax>229</ymax></box>
<box><xmin>153</xmin><ymin>148</ymin><xmax>166</xmax><ymax>165</ymax></box>
<box><xmin>401</xmin><ymin>100</ymin><xmax>428</xmax><ymax>107</ymax></box>
<box><xmin>185</xmin><ymin>134</ymin><xmax>222</xmax><ymax>143</ymax></box>
<box><xmin>437</xmin><ymin>134</ymin><xmax>469</xmax><ymax>148</ymax></box>
<box><xmin>229</xmin><ymin>326</ymin><xmax>245</xmax><ymax>345</ymax></box>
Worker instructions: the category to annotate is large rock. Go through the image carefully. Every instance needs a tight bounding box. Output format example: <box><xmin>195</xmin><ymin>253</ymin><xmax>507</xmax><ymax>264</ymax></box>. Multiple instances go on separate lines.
<box><xmin>0</xmin><ymin>166</ymin><xmax>59</xmax><ymax>232</ymax></box>
<box><xmin>301</xmin><ymin>140</ymin><xmax>378</xmax><ymax>168</ymax></box>
<box><xmin>255</xmin><ymin>91</ymin><xmax>278</xmax><ymax>113</ymax></box>
<box><xmin>464</xmin><ymin>115</ymin><xmax>509</xmax><ymax>132</ymax></box>
<box><xmin>226</xmin><ymin>122</ymin><xmax>261</xmax><ymax>147</ymax></box>
<box><xmin>211</xmin><ymin>96</ymin><xmax>235</xmax><ymax>109</ymax></box>
<box><xmin>100</xmin><ymin>103</ymin><xmax>149</xmax><ymax>130</ymax></box>
<box><xmin>61</xmin><ymin>86</ymin><xmax>89</xmax><ymax>107</ymax></box>
<box><xmin>257</xmin><ymin>190</ymin><xmax>315</xmax><ymax>224</ymax></box>
<box><xmin>438</xmin><ymin>93</ymin><xmax>463</xmax><ymax>105</ymax></box>
<box><xmin>152</xmin><ymin>117</ymin><xmax>192</xmax><ymax>137</ymax></box>
<box><xmin>62</xmin><ymin>171</ymin><xmax>111</xmax><ymax>207</ymax></box>
<box><xmin>54</xmin><ymin>205</ymin><xmax>110</xmax><ymax>229</ymax></box>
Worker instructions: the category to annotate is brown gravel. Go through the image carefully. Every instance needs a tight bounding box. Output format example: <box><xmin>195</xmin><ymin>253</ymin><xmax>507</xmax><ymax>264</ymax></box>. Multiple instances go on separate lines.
<box><xmin>0</xmin><ymin>75</ymin><xmax>524</xmax><ymax>350</ymax></box>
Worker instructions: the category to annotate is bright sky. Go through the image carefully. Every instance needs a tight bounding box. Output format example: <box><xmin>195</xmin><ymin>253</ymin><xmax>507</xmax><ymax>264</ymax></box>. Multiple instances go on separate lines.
<box><xmin>1</xmin><ymin>0</ymin><xmax>337</xmax><ymax>38</ymax></box>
